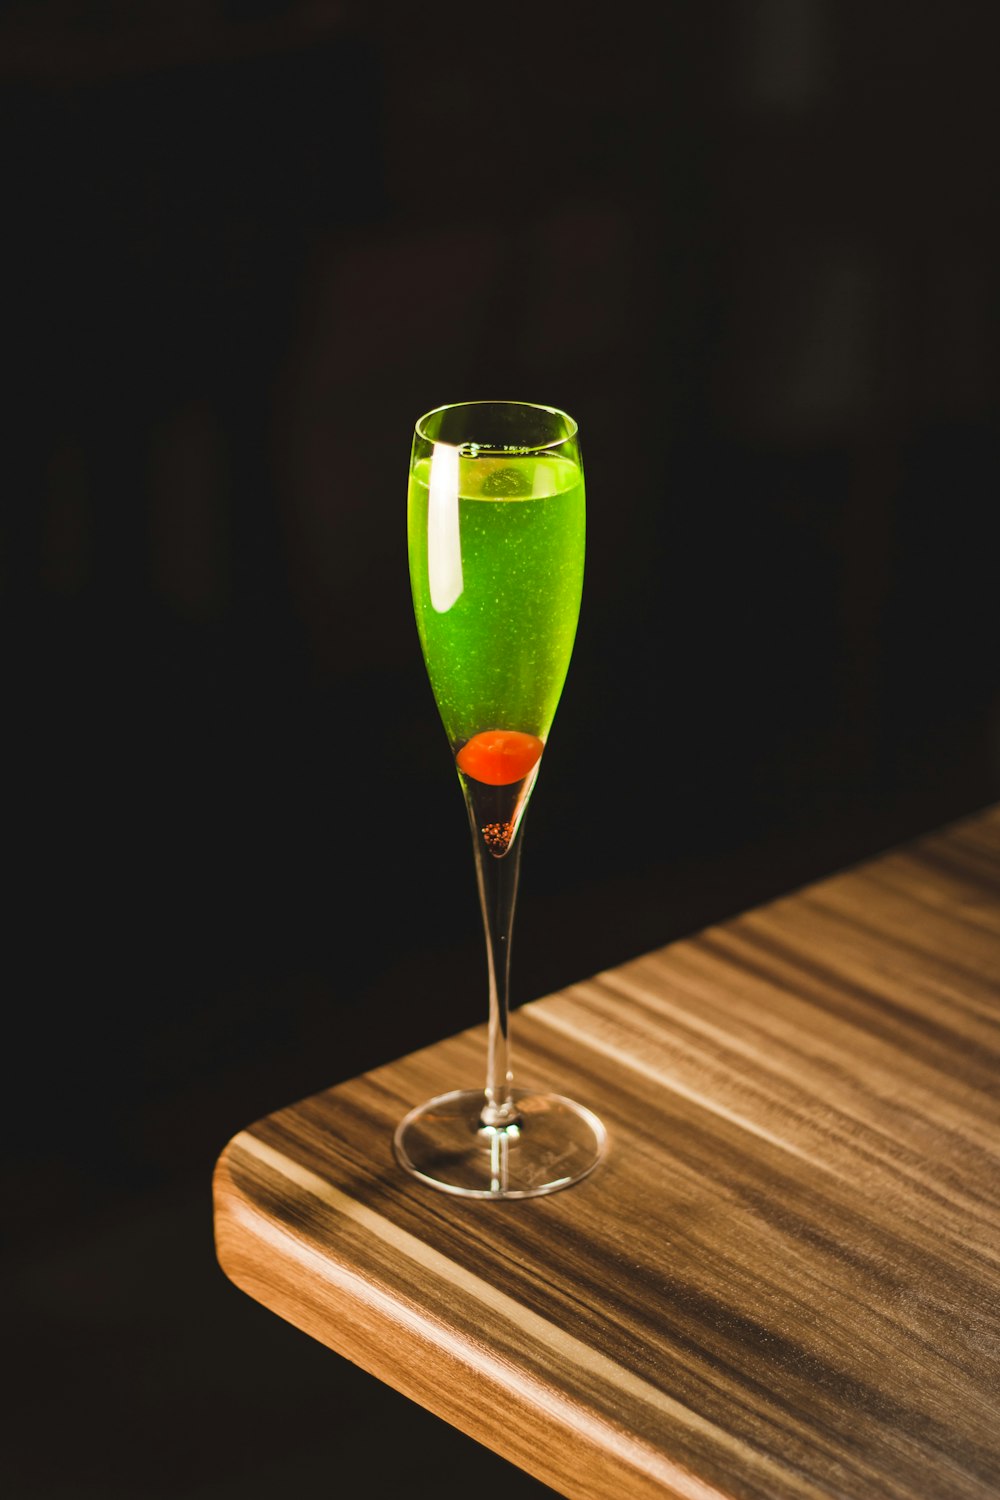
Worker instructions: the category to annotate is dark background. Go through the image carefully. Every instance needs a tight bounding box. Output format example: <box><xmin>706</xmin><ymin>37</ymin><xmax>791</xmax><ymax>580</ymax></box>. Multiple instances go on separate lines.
<box><xmin>4</xmin><ymin>2</ymin><xmax>998</xmax><ymax>1496</ymax></box>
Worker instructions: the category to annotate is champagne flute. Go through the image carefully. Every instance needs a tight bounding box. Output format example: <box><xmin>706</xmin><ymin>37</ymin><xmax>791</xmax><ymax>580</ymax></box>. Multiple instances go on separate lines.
<box><xmin>394</xmin><ymin>400</ymin><xmax>607</xmax><ymax>1199</ymax></box>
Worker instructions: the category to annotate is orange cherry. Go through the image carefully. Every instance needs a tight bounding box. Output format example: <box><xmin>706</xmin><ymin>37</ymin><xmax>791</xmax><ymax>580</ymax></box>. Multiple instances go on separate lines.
<box><xmin>456</xmin><ymin>729</ymin><xmax>544</xmax><ymax>786</ymax></box>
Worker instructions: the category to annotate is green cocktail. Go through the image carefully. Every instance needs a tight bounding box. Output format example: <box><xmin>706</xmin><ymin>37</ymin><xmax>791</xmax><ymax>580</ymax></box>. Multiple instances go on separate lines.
<box><xmin>408</xmin><ymin>448</ymin><xmax>585</xmax><ymax>857</ymax></box>
<box><xmin>395</xmin><ymin>400</ymin><xmax>606</xmax><ymax>1200</ymax></box>
<box><xmin>407</xmin><ymin>451</ymin><xmax>585</xmax><ymax>750</ymax></box>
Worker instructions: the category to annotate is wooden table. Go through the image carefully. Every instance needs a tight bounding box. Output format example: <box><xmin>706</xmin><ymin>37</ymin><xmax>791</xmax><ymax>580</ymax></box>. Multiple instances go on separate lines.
<box><xmin>214</xmin><ymin>805</ymin><xmax>1000</xmax><ymax>1500</ymax></box>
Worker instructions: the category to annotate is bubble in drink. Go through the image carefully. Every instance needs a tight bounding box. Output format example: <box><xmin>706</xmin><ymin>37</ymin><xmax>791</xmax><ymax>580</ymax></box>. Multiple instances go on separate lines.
<box><xmin>482</xmin><ymin>465</ymin><xmax>533</xmax><ymax>497</ymax></box>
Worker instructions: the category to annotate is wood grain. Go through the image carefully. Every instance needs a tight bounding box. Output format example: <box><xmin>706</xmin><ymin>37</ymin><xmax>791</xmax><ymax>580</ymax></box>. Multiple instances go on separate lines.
<box><xmin>214</xmin><ymin>805</ymin><xmax>1000</xmax><ymax>1500</ymax></box>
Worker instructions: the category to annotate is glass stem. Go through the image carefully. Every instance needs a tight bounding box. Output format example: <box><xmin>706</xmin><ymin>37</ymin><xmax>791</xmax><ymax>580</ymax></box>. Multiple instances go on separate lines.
<box><xmin>468</xmin><ymin>808</ymin><xmax>526</xmax><ymax>1130</ymax></box>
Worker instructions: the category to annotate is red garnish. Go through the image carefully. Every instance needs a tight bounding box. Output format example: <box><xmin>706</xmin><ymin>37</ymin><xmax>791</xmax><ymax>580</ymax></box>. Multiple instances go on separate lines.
<box><xmin>456</xmin><ymin>729</ymin><xmax>544</xmax><ymax>786</ymax></box>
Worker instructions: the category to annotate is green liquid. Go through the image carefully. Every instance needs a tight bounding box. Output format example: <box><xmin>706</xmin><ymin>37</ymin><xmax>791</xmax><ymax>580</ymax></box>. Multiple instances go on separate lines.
<box><xmin>408</xmin><ymin>453</ymin><xmax>585</xmax><ymax>749</ymax></box>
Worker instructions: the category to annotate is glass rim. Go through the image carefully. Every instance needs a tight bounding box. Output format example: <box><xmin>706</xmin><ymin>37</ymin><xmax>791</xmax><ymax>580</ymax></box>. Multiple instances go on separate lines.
<box><xmin>414</xmin><ymin>399</ymin><xmax>578</xmax><ymax>454</ymax></box>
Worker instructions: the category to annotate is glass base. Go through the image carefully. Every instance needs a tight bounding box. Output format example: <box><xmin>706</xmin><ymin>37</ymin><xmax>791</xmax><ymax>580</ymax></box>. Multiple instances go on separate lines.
<box><xmin>393</xmin><ymin>1087</ymin><xmax>607</xmax><ymax>1199</ymax></box>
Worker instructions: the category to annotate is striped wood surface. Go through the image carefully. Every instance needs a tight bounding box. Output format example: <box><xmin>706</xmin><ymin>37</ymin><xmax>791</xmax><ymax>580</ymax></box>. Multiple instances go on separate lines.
<box><xmin>214</xmin><ymin>805</ymin><xmax>1000</xmax><ymax>1500</ymax></box>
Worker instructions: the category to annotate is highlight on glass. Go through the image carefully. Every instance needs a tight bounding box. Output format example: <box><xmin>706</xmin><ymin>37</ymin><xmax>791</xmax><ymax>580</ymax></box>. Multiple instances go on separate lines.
<box><xmin>395</xmin><ymin>400</ymin><xmax>607</xmax><ymax>1199</ymax></box>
